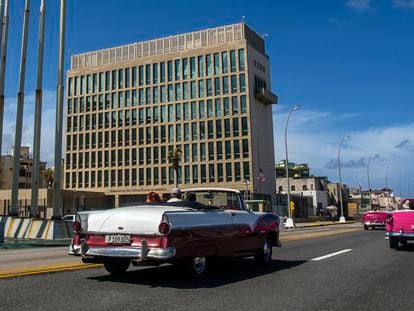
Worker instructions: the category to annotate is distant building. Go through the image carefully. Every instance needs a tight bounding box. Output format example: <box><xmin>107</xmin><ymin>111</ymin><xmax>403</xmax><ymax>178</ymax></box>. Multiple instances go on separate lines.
<box><xmin>276</xmin><ymin>160</ymin><xmax>350</xmax><ymax>216</ymax></box>
<box><xmin>275</xmin><ymin>160</ymin><xmax>309</xmax><ymax>179</ymax></box>
<box><xmin>65</xmin><ymin>22</ymin><xmax>278</xmax><ymax>206</ymax></box>
<box><xmin>0</xmin><ymin>146</ymin><xmax>47</xmax><ymax>190</ymax></box>
<box><xmin>349</xmin><ymin>187</ymin><xmax>398</xmax><ymax>213</ymax></box>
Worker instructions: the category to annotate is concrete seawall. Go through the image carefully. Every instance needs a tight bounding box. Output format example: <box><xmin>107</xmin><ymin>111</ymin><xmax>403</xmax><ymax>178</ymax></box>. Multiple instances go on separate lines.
<box><xmin>0</xmin><ymin>217</ymin><xmax>72</xmax><ymax>241</ymax></box>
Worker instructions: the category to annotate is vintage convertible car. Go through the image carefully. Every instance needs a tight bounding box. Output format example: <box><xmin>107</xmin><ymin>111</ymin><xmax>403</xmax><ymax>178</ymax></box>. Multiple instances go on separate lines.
<box><xmin>362</xmin><ymin>210</ymin><xmax>388</xmax><ymax>230</ymax></box>
<box><xmin>69</xmin><ymin>188</ymin><xmax>281</xmax><ymax>277</ymax></box>
<box><xmin>386</xmin><ymin>199</ymin><xmax>414</xmax><ymax>249</ymax></box>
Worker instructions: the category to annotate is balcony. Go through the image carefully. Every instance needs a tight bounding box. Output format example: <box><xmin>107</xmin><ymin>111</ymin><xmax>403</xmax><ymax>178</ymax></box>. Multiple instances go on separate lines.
<box><xmin>254</xmin><ymin>87</ymin><xmax>278</xmax><ymax>105</ymax></box>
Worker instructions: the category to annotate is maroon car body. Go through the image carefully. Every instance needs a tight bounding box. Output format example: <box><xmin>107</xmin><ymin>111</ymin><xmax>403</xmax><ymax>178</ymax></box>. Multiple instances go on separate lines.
<box><xmin>69</xmin><ymin>188</ymin><xmax>281</xmax><ymax>277</ymax></box>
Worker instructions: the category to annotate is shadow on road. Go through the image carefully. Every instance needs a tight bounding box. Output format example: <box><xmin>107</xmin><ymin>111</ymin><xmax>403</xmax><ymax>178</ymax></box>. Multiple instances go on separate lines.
<box><xmin>396</xmin><ymin>243</ymin><xmax>414</xmax><ymax>252</ymax></box>
<box><xmin>87</xmin><ymin>258</ymin><xmax>307</xmax><ymax>288</ymax></box>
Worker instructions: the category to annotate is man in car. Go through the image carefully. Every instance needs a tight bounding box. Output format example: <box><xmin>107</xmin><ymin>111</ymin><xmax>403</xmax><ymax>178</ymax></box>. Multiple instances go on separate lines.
<box><xmin>167</xmin><ymin>188</ymin><xmax>182</xmax><ymax>202</ymax></box>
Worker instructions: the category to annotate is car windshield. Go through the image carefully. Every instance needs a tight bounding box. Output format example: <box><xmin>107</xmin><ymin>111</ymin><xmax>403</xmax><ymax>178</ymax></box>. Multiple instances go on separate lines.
<box><xmin>185</xmin><ymin>190</ymin><xmax>242</xmax><ymax>210</ymax></box>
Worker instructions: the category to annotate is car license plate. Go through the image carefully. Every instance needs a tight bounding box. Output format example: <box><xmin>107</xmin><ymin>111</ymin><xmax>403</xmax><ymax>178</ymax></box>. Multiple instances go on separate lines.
<box><xmin>105</xmin><ymin>234</ymin><xmax>130</xmax><ymax>244</ymax></box>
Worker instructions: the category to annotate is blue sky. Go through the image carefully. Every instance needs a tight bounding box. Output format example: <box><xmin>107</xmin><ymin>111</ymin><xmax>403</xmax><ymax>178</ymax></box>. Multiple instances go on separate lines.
<box><xmin>2</xmin><ymin>0</ymin><xmax>414</xmax><ymax>196</ymax></box>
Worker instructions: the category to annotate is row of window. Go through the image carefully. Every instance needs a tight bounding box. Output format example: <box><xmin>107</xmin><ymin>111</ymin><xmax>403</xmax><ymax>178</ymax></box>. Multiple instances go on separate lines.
<box><xmin>67</xmin><ymin>96</ymin><xmax>248</xmax><ymax>132</ymax></box>
<box><xmin>67</xmin><ymin>74</ymin><xmax>247</xmax><ymax>114</ymax></box>
<box><xmin>66</xmin><ymin>116</ymin><xmax>249</xmax><ymax>149</ymax></box>
<box><xmin>278</xmin><ymin>185</ymin><xmax>312</xmax><ymax>192</ymax></box>
<box><xmin>65</xmin><ymin>161</ymin><xmax>251</xmax><ymax>189</ymax></box>
<box><xmin>66</xmin><ymin>139</ymin><xmax>250</xmax><ymax>169</ymax></box>
<box><xmin>68</xmin><ymin>49</ymin><xmax>246</xmax><ymax>96</ymax></box>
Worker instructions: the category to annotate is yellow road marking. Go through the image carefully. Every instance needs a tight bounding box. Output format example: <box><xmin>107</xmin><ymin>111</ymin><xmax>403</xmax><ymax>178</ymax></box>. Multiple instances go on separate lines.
<box><xmin>281</xmin><ymin>228</ymin><xmax>362</xmax><ymax>243</ymax></box>
<box><xmin>44</xmin><ymin>220</ymin><xmax>52</xmax><ymax>239</ymax></box>
<box><xmin>27</xmin><ymin>219</ymin><xmax>35</xmax><ymax>238</ymax></box>
<box><xmin>6</xmin><ymin>217</ymin><xmax>15</xmax><ymax>237</ymax></box>
<box><xmin>0</xmin><ymin>263</ymin><xmax>102</xmax><ymax>279</ymax></box>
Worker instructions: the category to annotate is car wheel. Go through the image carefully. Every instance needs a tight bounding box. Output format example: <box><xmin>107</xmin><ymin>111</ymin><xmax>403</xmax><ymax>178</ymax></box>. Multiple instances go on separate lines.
<box><xmin>189</xmin><ymin>256</ymin><xmax>208</xmax><ymax>279</ymax></box>
<box><xmin>400</xmin><ymin>239</ymin><xmax>407</xmax><ymax>246</ymax></box>
<box><xmin>389</xmin><ymin>237</ymin><xmax>399</xmax><ymax>249</ymax></box>
<box><xmin>103</xmin><ymin>258</ymin><xmax>131</xmax><ymax>275</ymax></box>
<box><xmin>254</xmin><ymin>236</ymin><xmax>273</xmax><ymax>265</ymax></box>
<box><xmin>364</xmin><ymin>225</ymin><xmax>369</xmax><ymax>230</ymax></box>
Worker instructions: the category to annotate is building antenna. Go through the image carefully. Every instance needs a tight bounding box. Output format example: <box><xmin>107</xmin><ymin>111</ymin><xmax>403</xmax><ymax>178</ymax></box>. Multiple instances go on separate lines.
<box><xmin>241</xmin><ymin>16</ymin><xmax>246</xmax><ymax>23</ymax></box>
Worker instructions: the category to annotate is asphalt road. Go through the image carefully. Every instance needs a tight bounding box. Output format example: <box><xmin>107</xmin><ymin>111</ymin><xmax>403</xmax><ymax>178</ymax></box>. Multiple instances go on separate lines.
<box><xmin>1</xmin><ymin>224</ymin><xmax>413</xmax><ymax>311</ymax></box>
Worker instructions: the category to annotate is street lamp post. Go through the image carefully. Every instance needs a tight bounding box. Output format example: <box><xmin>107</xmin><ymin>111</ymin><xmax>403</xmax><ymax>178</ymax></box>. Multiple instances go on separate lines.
<box><xmin>243</xmin><ymin>179</ymin><xmax>250</xmax><ymax>200</ymax></box>
<box><xmin>385</xmin><ymin>164</ymin><xmax>392</xmax><ymax>209</ymax></box>
<box><xmin>284</xmin><ymin>104</ymin><xmax>301</xmax><ymax>228</ymax></box>
<box><xmin>399</xmin><ymin>171</ymin><xmax>405</xmax><ymax>201</ymax></box>
<box><xmin>338</xmin><ymin>135</ymin><xmax>350</xmax><ymax>223</ymax></box>
<box><xmin>367</xmin><ymin>153</ymin><xmax>376</xmax><ymax>210</ymax></box>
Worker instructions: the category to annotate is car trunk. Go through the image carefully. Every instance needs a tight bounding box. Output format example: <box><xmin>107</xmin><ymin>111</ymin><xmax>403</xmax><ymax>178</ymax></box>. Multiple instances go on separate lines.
<box><xmin>390</xmin><ymin>211</ymin><xmax>414</xmax><ymax>232</ymax></box>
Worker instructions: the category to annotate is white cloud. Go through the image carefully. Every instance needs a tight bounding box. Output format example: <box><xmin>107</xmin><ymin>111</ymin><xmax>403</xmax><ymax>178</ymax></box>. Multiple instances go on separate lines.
<box><xmin>2</xmin><ymin>90</ymin><xmax>58</xmax><ymax>166</ymax></box>
<box><xmin>345</xmin><ymin>0</ymin><xmax>374</xmax><ymax>12</ymax></box>
<box><xmin>273</xmin><ymin>106</ymin><xmax>414</xmax><ymax>197</ymax></box>
<box><xmin>392</xmin><ymin>0</ymin><xmax>414</xmax><ymax>9</ymax></box>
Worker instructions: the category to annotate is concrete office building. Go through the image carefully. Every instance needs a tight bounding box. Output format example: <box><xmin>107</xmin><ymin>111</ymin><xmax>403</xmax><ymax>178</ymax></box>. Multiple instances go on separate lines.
<box><xmin>65</xmin><ymin>23</ymin><xmax>278</xmax><ymax>205</ymax></box>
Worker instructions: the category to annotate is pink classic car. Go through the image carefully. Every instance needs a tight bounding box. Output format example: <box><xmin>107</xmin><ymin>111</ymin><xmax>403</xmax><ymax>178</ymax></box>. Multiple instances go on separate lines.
<box><xmin>386</xmin><ymin>199</ymin><xmax>414</xmax><ymax>249</ymax></box>
<box><xmin>69</xmin><ymin>188</ymin><xmax>281</xmax><ymax>277</ymax></box>
<box><xmin>362</xmin><ymin>210</ymin><xmax>388</xmax><ymax>230</ymax></box>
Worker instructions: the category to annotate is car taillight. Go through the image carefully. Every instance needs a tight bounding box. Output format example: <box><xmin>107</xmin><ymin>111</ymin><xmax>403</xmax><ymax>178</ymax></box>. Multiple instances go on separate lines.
<box><xmin>73</xmin><ymin>220</ymin><xmax>82</xmax><ymax>233</ymax></box>
<box><xmin>386</xmin><ymin>214</ymin><xmax>393</xmax><ymax>224</ymax></box>
<box><xmin>158</xmin><ymin>222</ymin><xmax>171</xmax><ymax>235</ymax></box>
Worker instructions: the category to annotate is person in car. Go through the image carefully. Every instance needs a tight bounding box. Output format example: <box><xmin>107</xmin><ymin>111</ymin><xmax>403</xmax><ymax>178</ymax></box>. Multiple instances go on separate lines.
<box><xmin>167</xmin><ymin>188</ymin><xmax>182</xmax><ymax>202</ymax></box>
<box><xmin>146</xmin><ymin>191</ymin><xmax>162</xmax><ymax>203</ymax></box>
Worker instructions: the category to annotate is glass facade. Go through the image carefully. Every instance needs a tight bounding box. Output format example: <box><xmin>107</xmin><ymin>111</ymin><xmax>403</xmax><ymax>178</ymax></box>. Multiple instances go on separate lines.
<box><xmin>66</xmin><ymin>42</ymin><xmax>258</xmax><ymax>191</ymax></box>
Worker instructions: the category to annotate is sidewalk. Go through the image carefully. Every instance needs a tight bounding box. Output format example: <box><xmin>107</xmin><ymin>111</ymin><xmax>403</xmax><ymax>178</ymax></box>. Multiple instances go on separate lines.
<box><xmin>293</xmin><ymin>220</ymin><xmax>356</xmax><ymax>228</ymax></box>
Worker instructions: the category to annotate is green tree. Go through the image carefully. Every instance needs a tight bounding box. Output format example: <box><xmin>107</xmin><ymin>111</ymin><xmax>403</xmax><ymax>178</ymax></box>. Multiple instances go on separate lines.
<box><xmin>43</xmin><ymin>168</ymin><xmax>54</xmax><ymax>189</ymax></box>
<box><xmin>168</xmin><ymin>148</ymin><xmax>182</xmax><ymax>188</ymax></box>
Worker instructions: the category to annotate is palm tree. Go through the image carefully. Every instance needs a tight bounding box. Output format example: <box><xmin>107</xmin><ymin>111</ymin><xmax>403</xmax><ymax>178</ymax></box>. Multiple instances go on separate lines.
<box><xmin>168</xmin><ymin>148</ymin><xmax>182</xmax><ymax>188</ymax></box>
<box><xmin>43</xmin><ymin>168</ymin><xmax>54</xmax><ymax>189</ymax></box>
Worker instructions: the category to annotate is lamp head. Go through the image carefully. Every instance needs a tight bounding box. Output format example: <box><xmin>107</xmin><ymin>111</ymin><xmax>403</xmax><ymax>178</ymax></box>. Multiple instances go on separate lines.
<box><xmin>292</xmin><ymin>105</ymin><xmax>301</xmax><ymax>111</ymax></box>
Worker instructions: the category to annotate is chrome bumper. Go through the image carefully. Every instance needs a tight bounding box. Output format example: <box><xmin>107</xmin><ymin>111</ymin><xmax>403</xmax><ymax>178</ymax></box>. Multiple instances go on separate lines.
<box><xmin>81</xmin><ymin>241</ymin><xmax>176</xmax><ymax>260</ymax></box>
<box><xmin>364</xmin><ymin>222</ymin><xmax>385</xmax><ymax>226</ymax></box>
<box><xmin>68</xmin><ymin>244</ymin><xmax>81</xmax><ymax>256</ymax></box>
<box><xmin>386</xmin><ymin>231</ymin><xmax>414</xmax><ymax>238</ymax></box>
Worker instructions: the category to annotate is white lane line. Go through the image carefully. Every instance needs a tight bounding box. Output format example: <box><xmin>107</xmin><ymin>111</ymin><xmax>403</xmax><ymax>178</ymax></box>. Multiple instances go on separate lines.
<box><xmin>311</xmin><ymin>249</ymin><xmax>352</xmax><ymax>261</ymax></box>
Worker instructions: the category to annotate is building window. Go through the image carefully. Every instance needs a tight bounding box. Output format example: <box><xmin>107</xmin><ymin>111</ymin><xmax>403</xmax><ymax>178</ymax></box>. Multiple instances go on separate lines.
<box><xmin>206</xmin><ymin>54</ymin><xmax>213</xmax><ymax>76</ymax></box>
<box><xmin>217</xmin><ymin>163</ymin><xmax>223</xmax><ymax>182</ymax></box>
<box><xmin>182</xmin><ymin>58</ymin><xmax>188</xmax><ymax>80</ymax></box>
<box><xmin>239</xmin><ymin>74</ymin><xmax>246</xmax><ymax>92</ymax></box>
<box><xmin>198</xmin><ymin>55</ymin><xmax>204</xmax><ymax>77</ymax></box>
<box><xmin>226</xmin><ymin>163</ymin><xmax>232</xmax><ymax>181</ymax></box>
<box><xmin>174</xmin><ymin>59</ymin><xmax>181</xmax><ymax>80</ymax></box>
<box><xmin>214</xmin><ymin>53</ymin><xmax>220</xmax><ymax>75</ymax></box>
<box><xmin>238</xmin><ymin>49</ymin><xmax>245</xmax><ymax>71</ymax></box>
<box><xmin>230</xmin><ymin>50</ymin><xmax>236</xmax><ymax>72</ymax></box>
<box><xmin>222</xmin><ymin>52</ymin><xmax>228</xmax><ymax>74</ymax></box>
<box><xmin>160</xmin><ymin>62</ymin><xmax>165</xmax><ymax>83</ymax></box>
<box><xmin>231</xmin><ymin>75</ymin><xmax>237</xmax><ymax>93</ymax></box>
<box><xmin>153</xmin><ymin>63</ymin><xmax>158</xmax><ymax>84</ymax></box>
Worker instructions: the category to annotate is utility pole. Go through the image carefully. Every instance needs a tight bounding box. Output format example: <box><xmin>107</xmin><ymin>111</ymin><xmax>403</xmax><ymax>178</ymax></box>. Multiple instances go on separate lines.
<box><xmin>10</xmin><ymin>0</ymin><xmax>31</xmax><ymax>216</ymax></box>
<box><xmin>31</xmin><ymin>0</ymin><xmax>46</xmax><ymax>217</ymax></box>
<box><xmin>52</xmin><ymin>0</ymin><xmax>66</xmax><ymax>220</ymax></box>
<box><xmin>0</xmin><ymin>0</ymin><xmax>9</xmax><ymax>158</ymax></box>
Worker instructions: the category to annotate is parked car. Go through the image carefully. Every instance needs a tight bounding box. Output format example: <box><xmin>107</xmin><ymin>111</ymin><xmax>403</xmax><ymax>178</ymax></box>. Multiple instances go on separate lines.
<box><xmin>386</xmin><ymin>200</ymin><xmax>414</xmax><ymax>249</ymax></box>
<box><xmin>69</xmin><ymin>188</ymin><xmax>281</xmax><ymax>277</ymax></box>
<box><xmin>362</xmin><ymin>211</ymin><xmax>388</xmax><ymax>230</ymax></box>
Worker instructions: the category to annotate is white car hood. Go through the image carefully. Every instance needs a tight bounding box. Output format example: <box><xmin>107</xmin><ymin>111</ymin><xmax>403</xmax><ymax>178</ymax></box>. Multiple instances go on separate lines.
<box><xmin>80</xmin><ymin>205</ymin><xmax>191</xmax><ymax>235</ymax></box>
